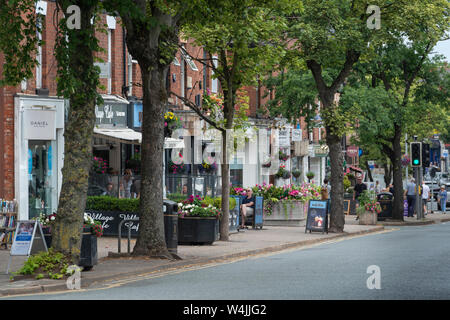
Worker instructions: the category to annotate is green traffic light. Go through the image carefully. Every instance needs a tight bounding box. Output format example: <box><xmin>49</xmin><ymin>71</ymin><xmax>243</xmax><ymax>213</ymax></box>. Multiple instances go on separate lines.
<box><xmin>413</xmin><ymin>159</ymin><xmax>419</xmax><ymax>165</ymax></box>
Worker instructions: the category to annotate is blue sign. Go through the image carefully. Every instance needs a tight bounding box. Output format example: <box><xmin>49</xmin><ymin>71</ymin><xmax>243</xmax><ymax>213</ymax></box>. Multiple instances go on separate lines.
<box><xmin>133</xmin><ymin>102</ymin><xmax>143</xmax><ymax>128</ymax></box>
<box><xmin>306</xmin><ymin>200</ymin><xmax>328</xmax><ymax>233</ymax></box>
<box><xmin>309</xmin><ymin>200</ymin><xmax>327</xmax><ymax>209</ymax></box>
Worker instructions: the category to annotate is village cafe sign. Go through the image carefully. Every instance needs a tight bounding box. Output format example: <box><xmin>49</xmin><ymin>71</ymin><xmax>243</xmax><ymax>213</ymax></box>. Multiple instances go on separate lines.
<box><xmin>23</xmin><ymin>108</ymin><xmax>56</xmax><ymax>140</ymax></box>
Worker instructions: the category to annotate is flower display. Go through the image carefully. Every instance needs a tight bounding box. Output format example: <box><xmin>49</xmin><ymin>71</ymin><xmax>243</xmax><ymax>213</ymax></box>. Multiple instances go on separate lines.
<box><xmin>232</xmin><ymin>182</ymin><xmax>321</xmax><ymax>216</ymax></box>
<box><xmin>164</xmin><ymin>111</ymin><xmax>183</xmax><ymax>137</ymax></box>
<box><xmin>36</xmin><ymin>212</ymin><xmax>56</xmax><ymax>226</ymax></box>
<box><xmin>279</xmin><ymin>150</ymin><xmax>289</xmax><ymax>161</ymax></box>
<box><xmin>83</xmin><ymin>213</ymin><xmax>103</xmax><ymax>237</ymax></box>
<box><xmin>363</xmin><ymin>200</ymin><xmax>382</xmax><ymax>214</ymax></box>
<box><xmin>92</xmin><ymin>156</ymin><xmax>108</xmax><ymax>174</ymax></box>
<box><xmin>178</xmin><ymin>195</ymin><xmax>221</xmax><ymax>218</ymax></box>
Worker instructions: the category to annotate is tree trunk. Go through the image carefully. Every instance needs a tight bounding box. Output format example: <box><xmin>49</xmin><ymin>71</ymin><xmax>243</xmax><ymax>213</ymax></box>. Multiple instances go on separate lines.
<box><xmin>220</xmin><ymin>130</ymin><xmax>230</xmax><ymax>241</ymax></box>
<box><xmin>132</xmin><ymin>66</ymin><xmax>171</xmax><ymax>258</ymax></box>
<box><xmin>383</xmin><ymin>162</ymin><xmax>392</xmax><ymax>186</ymax></box>
<box><xmin>327</xmin><ymin>132</ymin><xmax>345</xmax><ymax>232</ymax></box>
<box><xmin>391</xmin><ymin>125</ymin><xmax>404</xmax><ymax>220</ymax></box>
<box><xmin>52</xmin><ymin>1</ymin><xmax>99</xmax><ymax>263</ymax></box>
<box><xmin>365</xmin><ymin>160</ymin><xmax>373</xmax><ymax>182</ymax></box>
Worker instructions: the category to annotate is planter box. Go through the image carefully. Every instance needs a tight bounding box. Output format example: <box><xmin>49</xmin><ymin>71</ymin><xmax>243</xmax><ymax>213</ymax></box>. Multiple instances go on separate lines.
<box><xmin>264</xmin><ymin>201</ymin><xmax>306</xmax><ymax>226</ymax></box>
<box><xmin>358</xmin><ymin>211</ymin><xmax>378</xmax><ymax>225</ymax></box>
<box><xmin>178</xmin><ymin>217</ymin><xmax>218</xmax><ymax>245</ymax></box>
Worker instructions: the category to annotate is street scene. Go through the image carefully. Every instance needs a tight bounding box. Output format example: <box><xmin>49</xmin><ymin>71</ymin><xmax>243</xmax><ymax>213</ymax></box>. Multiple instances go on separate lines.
<box><xmin>0</xmin><ymin>0</ymin><xmax>449</xmax><ymax>307</ymax></box>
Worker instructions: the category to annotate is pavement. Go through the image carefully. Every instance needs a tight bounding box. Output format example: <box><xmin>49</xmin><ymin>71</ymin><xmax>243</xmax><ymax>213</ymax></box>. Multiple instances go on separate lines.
<box><xmin>0</xmin><ymin>211</ymin><xmax>448</xmax><ymax>297</ymax></box>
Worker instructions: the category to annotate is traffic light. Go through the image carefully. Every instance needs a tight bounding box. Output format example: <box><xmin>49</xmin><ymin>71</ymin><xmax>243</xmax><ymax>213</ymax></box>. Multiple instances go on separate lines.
<box><xmin>410</xmin><ymin>142</ymin><xmax>422</xmax><ymax>167</ymax></box>
<box><xmin>422</xmin><ymin>143</ymin><xmax>430</xmax><ymax>167</ymax></box>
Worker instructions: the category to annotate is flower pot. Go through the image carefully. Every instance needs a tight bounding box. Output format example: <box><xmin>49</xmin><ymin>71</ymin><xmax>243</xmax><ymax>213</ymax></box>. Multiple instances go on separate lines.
<box><xmin>178</xmin><ymin>217</ymin><xmax>218</xmax><ymax>245</ymax></box>
<box><xmin>358</xmin><ymin>211</ymin><xmax>378</xmax><ymax>225</ymax></box>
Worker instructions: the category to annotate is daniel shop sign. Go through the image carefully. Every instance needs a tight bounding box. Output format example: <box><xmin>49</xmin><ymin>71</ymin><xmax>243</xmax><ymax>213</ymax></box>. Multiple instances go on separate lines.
<box><xmin>23</xmin><ymin>109</ymin><xmax>56</xmax><ymax>140</ymax></box>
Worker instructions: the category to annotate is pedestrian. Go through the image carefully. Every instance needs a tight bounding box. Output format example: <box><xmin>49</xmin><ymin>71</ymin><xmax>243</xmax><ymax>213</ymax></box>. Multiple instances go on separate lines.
<box><xmin>321</xmin><ymin>179</ymin><xmax>330</xmax><ymax>200</ymax></box>
<box><xmin>121</xmin><ymin>169</ymin><xmax>133</xmax><ymax>199</ymax></box>
<box><xmin>374</xmin><ymin>181</ymin><xmax>381</xmax><ymax>194</ymax></box>
<box><xmin>353</xmin><ymin>176</ymin><xmax>367</xmax><ymax>220</ymax></box>
<box><xmin>404</xmin><ymin>178</ymin><xmax>416</xmax><ymax>217</ymax></box>
<box><xmin>102</xmin><ymin>182</ymin><xmax>117</xmax><ymax>197</ymax></box>
<box><xmin>438</xmin><ymin>185</ymin><xmax>447</xmax><ymax>214</ymax></box>
<box><xmin>240</xmin><ymin>188</ymin><xmax>255</xmax><ymax>229</ymax></box>
<box><xmin>131</xmin><ymin>179</ymin><xmax>141</xmax><ymax>199</ymax></box>
<box><xmin>421</xmin><ymin>181</ymin><xmax>430</xmax><ymax>215</ymax></box>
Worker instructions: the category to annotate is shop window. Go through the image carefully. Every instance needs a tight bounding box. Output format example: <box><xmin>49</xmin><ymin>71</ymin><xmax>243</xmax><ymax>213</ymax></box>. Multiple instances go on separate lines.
<box><xmin>28</xmin><ymin>140</ymin><xmax>57</xmax><ymax>219</ymax></box>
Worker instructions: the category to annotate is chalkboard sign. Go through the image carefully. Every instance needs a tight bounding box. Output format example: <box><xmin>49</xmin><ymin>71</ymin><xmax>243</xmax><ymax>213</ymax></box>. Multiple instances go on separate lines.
<box><xmin>305</xmin><ymin>200</ymin><xmax>328</xmax><ymax>234</ymax></box>
<box><xmin>344</xmin><ymin>200</ymin><xmax>350</xmax><ymax>215</ymax></box>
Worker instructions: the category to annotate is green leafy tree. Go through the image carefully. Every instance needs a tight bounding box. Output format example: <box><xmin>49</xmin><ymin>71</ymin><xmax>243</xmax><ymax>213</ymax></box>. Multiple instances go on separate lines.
<box><xmin>282</xmin><ymin>0</ymin><xmax>449</xmax><ymax>232</ymax></box>
<box><xmin>341</xmin><ymin>40</ymin><xmax>450</xmax><ymax>220</ymax></box>
<box><xmin>1</xmin><ymin>0</ymin><xmax>102</xmax><ymax>262</ymax></box>
<box><xmin>174</xmin><ymin>0</ymin><xmax>297</xmax><ymax>240</ymax></box>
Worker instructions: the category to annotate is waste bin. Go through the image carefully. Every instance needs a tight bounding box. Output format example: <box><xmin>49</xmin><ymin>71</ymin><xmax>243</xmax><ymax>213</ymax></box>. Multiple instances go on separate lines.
<box><xmin>163</xmin><ymin>199</ymin><xmax>179</xmax><ymax>254</ymax></box>
<box><xmin>377</xmin><ymin>192</ymin><xmax>393</xmax><ymax>220</ymax></box>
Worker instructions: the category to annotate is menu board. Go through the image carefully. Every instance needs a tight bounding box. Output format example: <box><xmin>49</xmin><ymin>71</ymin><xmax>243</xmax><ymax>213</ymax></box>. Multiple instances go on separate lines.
<box><xmin>305</xmin><ymin>200</ymin><xmax>328</xmax><ymax>234</ymax></box>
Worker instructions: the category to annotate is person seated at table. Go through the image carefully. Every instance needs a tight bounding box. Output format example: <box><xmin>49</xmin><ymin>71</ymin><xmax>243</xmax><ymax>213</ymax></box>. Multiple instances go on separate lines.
<box><xmin>240</xmin><ymin>188</ymin><xmax>255</xmax><ymax>229</ymax></box>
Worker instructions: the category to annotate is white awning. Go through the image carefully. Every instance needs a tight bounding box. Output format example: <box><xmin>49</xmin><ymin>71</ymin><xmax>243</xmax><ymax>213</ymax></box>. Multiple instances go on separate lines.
<box><xmin>94</xmin><ymin>128</ymin><xmax>141</xmax><ymax>144</ymax></box>
<box><xmin>93</xmin><ymin>128</ymin><xmax>184</xmax><ymax>149</ymax></box>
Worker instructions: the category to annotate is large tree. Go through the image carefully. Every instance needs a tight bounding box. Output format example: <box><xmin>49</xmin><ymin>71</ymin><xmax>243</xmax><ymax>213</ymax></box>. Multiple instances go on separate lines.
<box><xmin>174</xmin><ymin>0</ymin><xmax>296</xmax><ymax>240</ymax></box>
<box><xmin>1</xmin><ymin>0</ymin><xmax>102</xmax><ymax>262</ymax></box>
<box><xmin>283</xmin><ymin>0</ymin><xmax>449</xmax><ymax>232</ymax></box>
<box><xmin>340</xmin><ymin>42</ymin><xmax>450</xmax><ymax>219</ymax></box>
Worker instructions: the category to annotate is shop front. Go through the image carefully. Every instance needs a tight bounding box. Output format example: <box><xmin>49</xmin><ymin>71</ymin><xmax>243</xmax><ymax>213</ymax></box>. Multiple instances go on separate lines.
<box><xmin>14</xmin><ymin>95</ymin><xmax>65</xmax><ymax>220</ymax></box>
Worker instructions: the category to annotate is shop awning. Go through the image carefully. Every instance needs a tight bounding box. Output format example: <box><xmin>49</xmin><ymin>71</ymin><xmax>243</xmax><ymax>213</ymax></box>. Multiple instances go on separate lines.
<box><xmin>93</xmin><ymin>128</ymin><xmax>184</xmax><ymax>149</ymax></box>
<box><xmin>93</xmin><ymin>128</ymin><xmax>141</xmax><ymax>144</ymax></box>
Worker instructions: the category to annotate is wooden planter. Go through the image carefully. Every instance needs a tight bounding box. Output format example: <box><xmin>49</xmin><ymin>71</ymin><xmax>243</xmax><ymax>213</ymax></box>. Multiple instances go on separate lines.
<box><xmin>358</xmin><ymin>211</ymin><xmax>378</xmax><ymax>225</ymax></box>
<box><xmin>178</xmin><ymin>217</ymin><xmax>218</xmax><ymax>245</ymax></box>
<box><xmin>264</xmin><ymin>200</ymin><xmax>306</xmax><ymax>226</ymax></box>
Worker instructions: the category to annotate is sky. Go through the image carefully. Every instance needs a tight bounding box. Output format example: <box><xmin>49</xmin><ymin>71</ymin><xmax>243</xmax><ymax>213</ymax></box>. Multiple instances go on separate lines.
<box><xmin>431</xmin><ymin>39</ymin><xmax>450</xmax><ymax>62</ymax></box>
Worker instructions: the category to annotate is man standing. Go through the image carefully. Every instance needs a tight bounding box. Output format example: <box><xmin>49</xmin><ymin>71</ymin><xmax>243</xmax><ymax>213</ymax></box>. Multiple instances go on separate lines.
<box><xmin>354</xmin><ymin>176</ymin><xmax>367</xmax><ymax>220</ymax></box>
<box><xmin>404</xmin><ymin>178</ymin><xmax>416</xmax><ymax>217</ymax></box>
<box><xmin>421</xmin><ymin>181</ymin><xmax>430</xmax><ymax>215</ymax></box>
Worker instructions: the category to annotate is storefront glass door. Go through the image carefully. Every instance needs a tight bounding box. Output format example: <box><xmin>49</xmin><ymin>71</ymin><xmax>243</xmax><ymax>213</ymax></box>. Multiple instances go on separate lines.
<box><xmin>28</xmin><ymin>140</ymin><xmax>57</xmax><ymax>219</ymax></box>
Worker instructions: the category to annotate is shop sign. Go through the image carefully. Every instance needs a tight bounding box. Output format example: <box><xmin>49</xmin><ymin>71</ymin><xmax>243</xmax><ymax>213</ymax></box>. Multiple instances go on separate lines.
<box><xmin>314</xmin><ymin>144</ymin><xmax>329</xmax><ymax>157</ymax></box>
<box><xmin>95</xmin><ymin>103</ymin><xmax>127</xmax><ymax>127</ymax></box>
<box><xmin>278</xmin><ymin>128</ymin><xmax>290</xmax><ymax>147</ymax></box>
<box><xmin>292</xmin><ymin>129</ymin><xmax>302</xmax><ymax>142</ymax></box>
<box><xmin>23</xmin><ymin>109</ymin><xmax>56</xmax><ymax>140</ymax></box>
<box><xmin>347</xmin><ymin>145</ymin><xmax>359</xmax><ymax>157</ymax></box>
<box><xmin>132</xmin><ymin>102</ymin><xmax>143</xmax><ymax>128</ymax></box>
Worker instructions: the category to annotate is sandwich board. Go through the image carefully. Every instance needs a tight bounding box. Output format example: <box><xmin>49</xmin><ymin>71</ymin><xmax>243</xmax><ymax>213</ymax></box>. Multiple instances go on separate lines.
<box><xmin>305</xmin><ymin>200</ymin><xmax>329</xmax><ymax>234</ymax></box>
<box><xmin>6</xmin><ymin>220</ymin><xmax>48</xmax><ymax>274</ymax></box>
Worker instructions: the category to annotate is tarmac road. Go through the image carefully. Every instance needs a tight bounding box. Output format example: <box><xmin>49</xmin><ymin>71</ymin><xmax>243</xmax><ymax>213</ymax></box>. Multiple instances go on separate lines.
<box><xmin>6</xmin><ymin>222</ymin><xmax>450</xmax><ymax>300</ymax></box>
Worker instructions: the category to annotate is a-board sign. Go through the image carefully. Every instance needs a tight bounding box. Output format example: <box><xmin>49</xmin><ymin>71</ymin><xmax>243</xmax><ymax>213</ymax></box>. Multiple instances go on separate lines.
<box><xmin>10</xmin><ymin>221</ymin><xmax>47</xmax><ymax>256</ymax></box>
<box><xmin>344</xmin><ymin>200</ymin><xmax>350</xmax><ymax>215</ymax></box>
<box><xmin>305</xmin><ymin>200</ymin><xmax>328</xmax><ymax>234</ymax></box>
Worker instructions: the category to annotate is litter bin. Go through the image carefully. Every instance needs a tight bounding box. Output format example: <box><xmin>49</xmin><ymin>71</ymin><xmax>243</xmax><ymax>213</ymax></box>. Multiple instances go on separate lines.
<box><xmin>377</xmin><ymin>192</ymin><xmax>393</xmax><ymax>221</ymax></box>
<box><xmin>163</xmin><ymin>199</ymin><xmax>179</xmax><ymax>255</ymax></box>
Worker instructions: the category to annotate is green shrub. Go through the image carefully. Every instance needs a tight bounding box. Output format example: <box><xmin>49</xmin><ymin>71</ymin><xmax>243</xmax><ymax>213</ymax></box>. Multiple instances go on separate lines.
<box><xmin>86</xmin><ymin>195</ymin><xmax>237</xmax><ymax>213</ymax></box>
<box><xmin>14</xmin><ymin>249</ymin><xmax>72</xmax><ymax>280</ymax></box>
<box><xmin>167</xmin><ymin>193</ymin><xmax>188</xmax><ymax>204</ymax></box>
<box><xmin>86</xmin><ymin>196</ymin><xmax>139</xmax><ymax>212</ymax></box>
